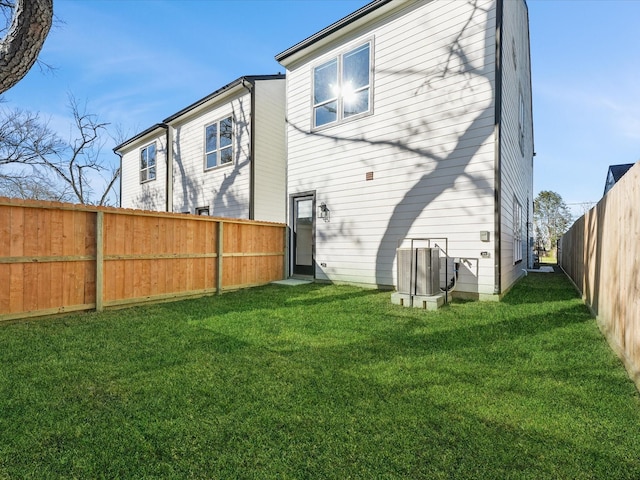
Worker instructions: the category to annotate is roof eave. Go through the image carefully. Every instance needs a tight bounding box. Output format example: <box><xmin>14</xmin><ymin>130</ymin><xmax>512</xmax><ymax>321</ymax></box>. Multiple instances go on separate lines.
<box><xmin>275</xmin><ymin>0</ymin><xmax>395</xmax><ymax>66</ymax></box>
<box><xmin>163</xmin><ymin>74</ymin><xmax>285</xmax><ymax>124</ymax></box>
<box><xmin>114</xmin><ymin>74</ymin><xmax>285</xmax><ymax>153</ymax></box>
<box><xmin>113</xmin><ymin>123</ymin><xmax>165</xmax><ymax>153</ymax></box>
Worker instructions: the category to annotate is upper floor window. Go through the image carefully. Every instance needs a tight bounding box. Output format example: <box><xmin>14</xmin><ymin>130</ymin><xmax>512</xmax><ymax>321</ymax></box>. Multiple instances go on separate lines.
<box><xmin>313</xmin><ymin>42</ymin><xmax>371</xmax><ymax>128</ymax></box>
<box><xmin>205</xmin><ymin>116</ymin><xmax>233</xmax><ymax>170</ymax></box>
<box><xmin>518</xmin><ymin>90</ymin><xmax>525</xmax><ymax>156</ymax></box>
<box><xmin>140</xmin><ymin>142</ymin><xmax>156</xmax><ymax>183</ymax></box>
<box><xmin>513</xmin><ymin>198</ymin><xmax>523</xmax><ymax>264</ymax></box>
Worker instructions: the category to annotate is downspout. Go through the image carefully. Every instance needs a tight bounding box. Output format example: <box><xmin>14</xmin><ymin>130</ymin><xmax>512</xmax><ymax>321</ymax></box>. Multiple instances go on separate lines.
<box><xmin>114</xmin><ymin>151</ymin><xmax>123</xmax><ymax>207</ymax></box>
<box><xmin>493</xmin><ymin>0</ymin><xmax>504</xmax><ymax>295</ymax></box>
<box><xmin>159</xmin><ymin>123</ymin><xmax>173</xmax><ymax>212</ymax></box>
<box><xmin>241</xmin><ymin>77</ymin><xmax>256</xmax><ymax>220</ymax></box>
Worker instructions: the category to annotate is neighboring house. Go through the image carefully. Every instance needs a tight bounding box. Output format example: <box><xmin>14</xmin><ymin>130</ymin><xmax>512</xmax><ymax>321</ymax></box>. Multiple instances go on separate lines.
<box><xmin>276</xmin><ymin>0</ymin><xmax>534</xmax><ymax>299</ymax></box>
<box><xmin>603</xmin><ymin>163</ymin><xmax>634</xmax><ymax>196</ymax></box>
<box><xmin>115</xmin><ymin>75</ymin><xmax>286</xmax><ymax>223</ymax></box>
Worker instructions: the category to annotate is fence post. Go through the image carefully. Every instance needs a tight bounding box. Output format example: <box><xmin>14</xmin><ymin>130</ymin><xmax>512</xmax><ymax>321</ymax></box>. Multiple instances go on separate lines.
<box><xmin>284</xmin><ymin>225</ymin><xmax>289</xmax><ymax>279</ymax></box>
<box><xmin>217</xmin><ymin>220</ymin><xmax>223</xmax><ymax>295</ymax></box>
<box><xmin>96</xmin><ymin>211</ymin><xmax>104</xmax><ymax>312</ymax></box>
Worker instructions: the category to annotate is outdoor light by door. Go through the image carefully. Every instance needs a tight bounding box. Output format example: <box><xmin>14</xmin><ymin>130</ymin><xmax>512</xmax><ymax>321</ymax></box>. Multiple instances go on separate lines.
<box><xmin>318</xmin><ymin>202</ymin><xmax>330</xmax><ymax>222</ymax></box>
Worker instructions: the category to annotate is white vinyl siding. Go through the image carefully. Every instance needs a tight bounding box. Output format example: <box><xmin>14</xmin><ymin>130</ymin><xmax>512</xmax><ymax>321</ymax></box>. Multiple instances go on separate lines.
<box><xmin>119</xmin><ymin>77</ymin><xmax>286</xmax><ymax>222</ymax></box>
<box><xmin>253</xmin><ymin>78</ymin><xmax>287</xmax><ymax>223</ymax></box>
<box><xmin>284</xmin><ymin>0</ymin><xmax>500</xmax><ymax>294</ymax></box>
<box><xmin>120</xmin><ymin>129</ymin><xmax>167</xmax><ymax>211</ymax></box>
<box><xmin>499</xmin><ymin>0</ymin><xmax>534</xmax><ymax>288</ymax></box>
<box><xmin>171</xmin><ymin>90</ymin><xmax>251</xmax><ymax>219</ymax></box>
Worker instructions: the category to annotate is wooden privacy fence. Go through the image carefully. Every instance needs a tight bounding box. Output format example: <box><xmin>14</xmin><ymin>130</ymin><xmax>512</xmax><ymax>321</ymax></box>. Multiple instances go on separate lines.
<box><xmin>559</xmin><ymin>162</ymin><xmax>640</xmax><ymax>388</ymax></box>
<box><xmin>0</xmin><ymin>197</ymin><xmax>286</xmax><ymax>322</ymax></box>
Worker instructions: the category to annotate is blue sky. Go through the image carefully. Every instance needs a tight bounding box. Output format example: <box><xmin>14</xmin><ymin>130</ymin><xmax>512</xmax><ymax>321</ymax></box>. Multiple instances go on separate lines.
<box><xmin>4</xmin><ymin>0</ymin><xmax>640</xmax><ymax>215</ymax></box>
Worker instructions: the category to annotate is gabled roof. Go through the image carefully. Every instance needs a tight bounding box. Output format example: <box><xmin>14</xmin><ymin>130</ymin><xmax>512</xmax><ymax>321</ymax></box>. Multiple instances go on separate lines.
<box><xmin>113</xmin><ymin>123</ymin><xmax>165</xmax><ymax>154</ymax></box>
<box><xmin>114</xmin><ymin>74</ymin><xmax>285</xmax><ymax>153</ymax></box>
<box><xmin>275</xmin><ymin>0</ymin><xmax>395</xmax><ymax>65</ymax></box>
<box><xmin>604</xmin><ymin>162</ymin><xmax>635</xmax><ymax>196</ymax></box>
<box><xmin>608</xmin><ymin>163</ymin><xmax>634</xmax><ymax>182</ymax></box>
<box><xmin>163</xmin><ymin>74</ymin><xmax>284</xmax><ymax>124</ymax></box>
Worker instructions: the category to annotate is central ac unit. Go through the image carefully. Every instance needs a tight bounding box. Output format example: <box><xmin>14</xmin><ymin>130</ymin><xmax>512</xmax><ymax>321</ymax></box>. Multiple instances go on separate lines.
<box><xmin>397</xmin><ymin>247</ymin><xmax>440</xmax><ymax>296</ymax></box>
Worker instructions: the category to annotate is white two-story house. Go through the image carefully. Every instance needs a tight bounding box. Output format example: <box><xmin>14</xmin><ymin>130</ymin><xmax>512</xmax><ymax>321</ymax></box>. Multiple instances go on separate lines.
<box><xmin>116</xmin><ymin>74</ymin><xmax>286</xmax><ymax>223</ymax></box>
<box><xmin>276</xmin><ymin>0</ymin><xmax>534</xmax><ymax>299</ymax></box>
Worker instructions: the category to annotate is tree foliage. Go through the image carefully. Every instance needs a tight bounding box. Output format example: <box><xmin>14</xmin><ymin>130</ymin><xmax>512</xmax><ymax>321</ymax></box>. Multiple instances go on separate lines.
<box><xmin>533</xmin><ymin>190</ymin><xmax>573</xmax><ymax>252</ymax></box>
<box><xmin>0</xmin><ymin>96</ymin><xmax>121</xmax><ymax>205</ymax></box>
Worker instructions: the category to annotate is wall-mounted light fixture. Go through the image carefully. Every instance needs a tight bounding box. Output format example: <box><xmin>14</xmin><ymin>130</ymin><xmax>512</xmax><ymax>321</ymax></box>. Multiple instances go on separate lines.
<box><xmin>318</xmin><ymin>202</ymin><xmax>330</xmax><ymax>222</ymax></box>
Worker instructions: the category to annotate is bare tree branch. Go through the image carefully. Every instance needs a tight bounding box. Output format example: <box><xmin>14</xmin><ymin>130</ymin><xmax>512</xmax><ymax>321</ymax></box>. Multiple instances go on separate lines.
<box><xmin>0</xmin><ymin>167</ymin><xmax>72</xmax><ymax>201</ymax></box>
<box><xmin>0</xmin><ymin>98</ymin><xmax>121</xmax><ymax>205</ymax></box>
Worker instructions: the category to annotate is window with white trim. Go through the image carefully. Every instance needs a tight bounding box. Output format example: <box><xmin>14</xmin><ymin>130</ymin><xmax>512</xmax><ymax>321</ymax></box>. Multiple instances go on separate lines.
<box><xmin>140</xmin><ymin>142</ymin><xmax>156</xmax><ymax>183</ymax></box>
<box><xmin>313</xmin><ymin>42</ymin><xmax>371</xmax><ymax>128</ymax></box>
<box><xmin>205</xmin><ymin>116</ymin><xmax>233</xmax><ymax>170</ymax></box>
<box><xmin>518</xmin><ymin>90</ymin><xmax>525</xmax><ymax>156</ymax></box>
<box><xmin>513</xmin><ymin>198</ymin><xmax>523</xmax><ymax>264</ymax></box>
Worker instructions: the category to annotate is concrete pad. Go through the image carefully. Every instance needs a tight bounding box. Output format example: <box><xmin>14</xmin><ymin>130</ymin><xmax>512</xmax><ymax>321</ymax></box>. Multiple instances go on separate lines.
<box><xmin>391</xmin><ymin>292</ymin><xmax>445</xmax><ymax>310</ymax></box>
<box><xmin>528</xmin><ymin>266</ymin><xmax>555</xmax><ymax>273</ymax></box>
<box><xmin>271</xmin><ymin>278</ymin><xmax>313</xmax><ymax>286</ymax></box>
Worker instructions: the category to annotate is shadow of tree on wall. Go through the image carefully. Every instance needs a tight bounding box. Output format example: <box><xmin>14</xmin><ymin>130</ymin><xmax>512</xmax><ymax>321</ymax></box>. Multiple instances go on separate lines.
<box><xmin>290</xmin><ymin>0</ymin><xmax>498</xmax><ymax>287</ymax></box>
<box><xmin>173</xmin><ymin>98</ymin><xmax>250</xmax><ymax>217</ymax></box>
<box><xmin>133</xmin><ymin>141</ymin><xmax>168</xmax><ymax>211</ymax></box>
<box><xmin>211</xmin><ymin>102</ymin><xmax>250</xmax><ymax>217</ymax></box>
<box><xmin>133</xmin><ymin>185</ymin><xmax>164</xmax><ymax>211</ymax></box>
<box><xmin>173</xmin><ymin>125</ymin><xmax>199</xmax><ymax>213</ymax></box>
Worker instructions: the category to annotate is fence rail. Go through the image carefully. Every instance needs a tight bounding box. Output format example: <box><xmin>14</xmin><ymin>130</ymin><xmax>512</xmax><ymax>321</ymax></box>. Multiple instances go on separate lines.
<box><xmin>0</xmin><ymin>197</ymin><xmax>286</xmax><ymax>321</ymax></box>
<box><xmin>559</xmin><ymin>162</ymin><xmax>640</xmax><ymax>388</ymax></box>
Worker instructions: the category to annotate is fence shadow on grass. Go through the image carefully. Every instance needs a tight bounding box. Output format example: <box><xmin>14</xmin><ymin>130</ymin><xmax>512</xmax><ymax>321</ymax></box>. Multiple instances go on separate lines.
<box><xmin>501</xmin><ymin>271</ymin><xmax>589</xmax><ymax>305</ymax></box>
<box><xmin>156</xmin><ymin>283</ymin><xmax>380</xmax><ymax>322</ymax></box>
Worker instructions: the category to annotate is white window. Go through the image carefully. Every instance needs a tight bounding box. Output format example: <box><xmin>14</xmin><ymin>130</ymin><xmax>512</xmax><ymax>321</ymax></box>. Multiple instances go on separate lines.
<box><xmin>205</xmin><ymin>116</ymin><xmax>233</xmax><ymax>169</ymax></box>
<box><xmin>313</xmin><ymin>42</ymin><xmax>371</xmax><ymax>128</ymax></box>
<box><xmin>518</xmin><ymin>90</ymin><xmax>525</xmax><ymax>156</ymax></box>
<box><xmin>513</xmin><ymin>198</ymin><xmax>523</xmax><ymax>264</ymax></box>
<box><xmin>140</xmin><ymin>142</ymin><xmax>156</xmax><ymax>183</ymax></box>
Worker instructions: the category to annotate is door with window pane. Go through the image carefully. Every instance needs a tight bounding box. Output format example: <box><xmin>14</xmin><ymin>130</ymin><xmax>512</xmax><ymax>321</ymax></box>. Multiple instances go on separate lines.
<box><xmin>292</xmin><ymin>195</ymin><xmax>314</xmax><ymax>276</ymax></box>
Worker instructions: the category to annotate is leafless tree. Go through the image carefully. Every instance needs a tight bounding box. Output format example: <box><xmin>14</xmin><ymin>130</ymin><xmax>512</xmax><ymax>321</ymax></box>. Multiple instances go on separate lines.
<box><xmin>0</xmin><ymin>168</ymin><xmax>71</xmax><ymax>200</ymax></box>
<box><xmin>0</xmin><ymin>0</ymin><xmax>53</xmax><ymax>94</ymax></box>
<box><xmin>0</xmin><ymin>96</ymin><xmax>121</xmax><ymax>205</ymax></box>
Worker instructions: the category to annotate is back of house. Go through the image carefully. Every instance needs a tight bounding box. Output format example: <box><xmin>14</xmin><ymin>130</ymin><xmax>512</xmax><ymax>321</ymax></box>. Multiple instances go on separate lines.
<box><xmin>116</xmin><ymin>75</ymin><xmax>286</xmax><ymax>223</ymax></box>
<box><xmin>276</xmin><ymin>0</ymin><xmax>533</xmax><ymax>299</ymax></box>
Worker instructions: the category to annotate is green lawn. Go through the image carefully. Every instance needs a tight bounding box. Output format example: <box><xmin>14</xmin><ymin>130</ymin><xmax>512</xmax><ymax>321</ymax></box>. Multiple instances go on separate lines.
<box><xmin>1</xmin><ymin>272</ymin><xmax>639</xmax><ymax>479</ymax></box>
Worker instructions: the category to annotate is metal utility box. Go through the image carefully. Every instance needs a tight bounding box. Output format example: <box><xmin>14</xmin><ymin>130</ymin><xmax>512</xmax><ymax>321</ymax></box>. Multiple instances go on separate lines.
<box><xmin>397</xmin><ymin>247</ymin><xmax>440</xmax><ymax>296</ymax></box>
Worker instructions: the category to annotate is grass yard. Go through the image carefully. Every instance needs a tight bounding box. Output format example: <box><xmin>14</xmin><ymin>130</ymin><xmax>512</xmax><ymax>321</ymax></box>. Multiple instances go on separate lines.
<box><xmin>1</xmin><ymin>272</ymin><xmax>640</xmax><ymax>479</ymax></box>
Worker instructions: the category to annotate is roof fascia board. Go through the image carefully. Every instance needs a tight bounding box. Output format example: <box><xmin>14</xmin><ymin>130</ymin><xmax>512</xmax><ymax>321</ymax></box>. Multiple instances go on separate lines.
<box><xmin>114</xmin><ymin>74</ymin><xmax>285</xmax><ymax>153</ymax></box>
<box><xmin>164</xmin><ymin>74</ymin><xmax>285</xmax><ymax>125</ymax></box>
<box><xmin>113</xmin><ymin>124</ymin><xmax>164</xmax><ymax>153</ymax></box>
<box><xmin>275</xmin><ymin>0</ymin><xmax>401</xmax><ymax>67</ymax></box>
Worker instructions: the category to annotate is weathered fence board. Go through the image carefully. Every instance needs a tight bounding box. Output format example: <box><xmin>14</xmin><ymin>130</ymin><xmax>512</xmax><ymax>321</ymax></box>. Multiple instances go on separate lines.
<box><xmin>0</xmin><ymin>197</ymin><xmax>286</xmax><ymax>321</ymax></box>
<box><xmin>559</xmin><ymin>162</ymin><xmax>640</xmax><ymax>389</ymax></box>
